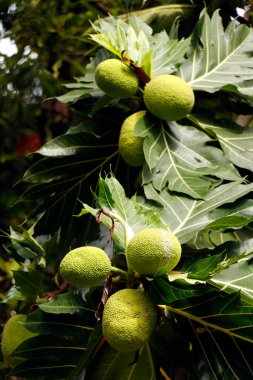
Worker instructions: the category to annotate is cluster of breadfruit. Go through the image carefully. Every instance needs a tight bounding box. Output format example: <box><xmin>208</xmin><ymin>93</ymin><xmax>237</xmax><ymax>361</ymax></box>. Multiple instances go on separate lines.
<box><xmin>1</xmin><ymin>229</ymin><xmax>181</xmax><ymax>358</ymax></box>
<box><xmin>95</xmin><ymin>58</ymin><xmax>195</xmax><ymax>167</ymax></box>
<box><xmin>58</xmin><ymin>227</ymin><xmax>181</xmax><ymax>352</ymax></box>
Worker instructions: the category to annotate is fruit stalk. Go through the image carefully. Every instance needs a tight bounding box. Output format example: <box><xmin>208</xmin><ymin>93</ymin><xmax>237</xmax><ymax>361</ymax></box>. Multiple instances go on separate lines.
<box><xmin>95</xmin><ymin>208</ymin><xmax>135</xmax><ymax>279</ymax></box>
<box><xmin>110</xmin><ymin>266</ymin><xmax>128</xmax><ymax>277</ymax></box>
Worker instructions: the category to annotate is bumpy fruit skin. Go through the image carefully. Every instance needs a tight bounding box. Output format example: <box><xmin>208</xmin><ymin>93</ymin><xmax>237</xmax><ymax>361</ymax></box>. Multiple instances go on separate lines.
<box><xmin>126</xmin><ymin>228</ymin><xmax>181</xmax><ymax>276</ymax></box>
<box><xmin>95</xmin><ymin>59</ymin><xmax>139</xmax><ymax>99</ymax></box>
<box><xmin>119</xmin><ymin>111</ymin><xmax>146</xmax><ymax>167</ymax></box>
<box><xmin>143</xmin><ymin>75</ymin><xmax>195</xmax><ymax>121</ymax></box>
<box><xmin>102</xmin><ymin>289</ymin><xmax>157</xmax><ymax>352</ymax></box>
<box><xmin>59</xmin><ymin>246</ymin><xmax>111</xmax><ymax>288</ymax></box>
<box><xmin>2</xmin><ymin>314</ymin><xmax>37</xmax><ymax>365</ymax></box>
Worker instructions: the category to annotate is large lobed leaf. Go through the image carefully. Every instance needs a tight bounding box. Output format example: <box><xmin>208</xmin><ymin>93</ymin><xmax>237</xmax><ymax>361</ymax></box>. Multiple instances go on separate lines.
<box><xmin>179</xmin><ymin>9</ymin><xmax>253</xmax><ymax>95</ymax></box>
<box><xmin>20</xmin><ymin>117</ymin><xmax>121</xmax><ymax>246</ymax></box>
<box><xmin>211</xmin><ymin>254</ymin><xmax>253</xmax><ymax>305</ymax></box>
<box><xmin>190</xmin><ymin>113</ymin><xmax>253</xmax><ymax>172</ymax></box>
<box><xmin>144</xmin><ymin>180</ymin><xmax>253</xmax><ymax>243</ymax></box>
<box><xmin>84</xmin><ymin>343</ymin><xmax>155</xmax><ymax>380</ymax></box>
<box><xmin>148</xmin><ymin>287</ymin><xmax>253</xmax><ymax>344</ymax></box>
<box><xmin>135</xmin><ymin>113</ymin><xmax>241</xmax><ymax>199</ymax></box>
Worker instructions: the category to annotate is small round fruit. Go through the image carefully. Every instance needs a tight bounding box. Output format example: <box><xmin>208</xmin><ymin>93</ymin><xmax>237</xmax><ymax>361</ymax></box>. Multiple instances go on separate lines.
<box><xmin>59</xmin><ymin>246</ymin><xmax>111</xmax><ymax>288</ymax></box>
<box><xmin>2</xmin><ymin>314</ymin><xmax>37</xmax><ymax>366</ymax></box>
<box><xmin>126</xmin><ymin>228</ymin><xmax>181</xmax><ymax>276</ymax></box>
<box><xmin>143</xmin><ymin>75</ymin><xmax>195</xmax><ymax>121</ymax></box>
<box><xmin>95</xmin><ymin>59</ymin><xmax>139</xmax><ymax>99</ymax></box>
<box><xmin>119</xmin><ymin>111</ymin><xmax>146</xmax><ymax>167</ymax></box>
<box><xmin>102</xmin><ymin>289</ymin><xmax>157</xmax><ymax>352</ymax></box>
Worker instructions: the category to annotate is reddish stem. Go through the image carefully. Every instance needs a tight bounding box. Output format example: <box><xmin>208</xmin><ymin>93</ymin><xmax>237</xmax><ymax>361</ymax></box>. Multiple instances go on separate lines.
<box><xmin>95</xmin><ymin>208</ymin><xmax>115</xmax><ymax>242</ymax></box>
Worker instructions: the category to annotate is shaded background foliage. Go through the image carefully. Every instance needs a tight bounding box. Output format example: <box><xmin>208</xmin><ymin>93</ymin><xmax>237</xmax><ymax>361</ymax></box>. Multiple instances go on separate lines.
<box><xmin>1</xmin><ymin>0</ymin><xmax>253</xmax><ymax>379</ymax></box>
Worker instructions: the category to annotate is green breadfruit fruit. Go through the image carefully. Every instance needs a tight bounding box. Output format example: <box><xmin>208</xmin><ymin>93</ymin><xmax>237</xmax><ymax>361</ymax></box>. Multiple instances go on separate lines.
<box><xmin>143</xmin><ymin>75</ymin><xmax>195</xmax><ymax>121</ymax></box>
<box><xmin>119</xmin><ymin>111</ymin><xmax>146</xmax><ymax>167</ymax></box>
<box><xmin>59</xmin><ymin>246</ymin><xmax>111</xmax><ymax>288</ymax></box>
<box><xmin>126</xmin><ymin>228</ymin><xmax>181</xmax><ymax>276</ymax></box>
<box><xmin>95</xmin><ymin>59</ymin><xmax>139</xmax><ymax>99</ymax></box>
<box><xmin>102</xmin><ymin>288</ymin><xmax>157</xmax><ymax>352</ymax></box>
<box><xmin>2</xmin><ymin>314</ymin><xmax>37</xmax><ymax>366</ymax></box>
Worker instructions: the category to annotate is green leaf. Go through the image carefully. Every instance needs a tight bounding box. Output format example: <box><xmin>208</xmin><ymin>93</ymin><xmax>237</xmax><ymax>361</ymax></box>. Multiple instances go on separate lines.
<box><xmin>9</xmin><ymin>358</ymin><xmax>77</xmax><ymax>379</ymax></box>
<box><xmin>56</xmin><ymin>57</ymin><xmax>104</xmax><ymax>103</ymax></box>
<box><xmin>155</xmin><ymin>291</ymin><xmax>253</xmax><ymax>343</ymax></box>
<box><xmin>186</xmin><ymin>229</ymin><xmax>239</xmax><ymax>250</ymax></box>
<box><xmin>152</xmin><ymin>31</ymin><xmax>190</xmax><ymax>76</ymax></box>
<box><xmin>5</xmin><ymin>227</ymin><xmax>45</xmax><ymax>261</ymax></box>
<box><xmin>90</xmin><ymin>7</ymin><xmax>193</xmax><ymax>77</ymax></box>
<box><xmin>67</xmin><ymin>325</ymin><xmax>103</xmax><ymax>380</ymax></box>
<box><xmin>13</xmin><ymin>265</ymin><xmax>44</xmax><ymax>302</ymax></box>
<box><xmin>9</xmin><ymin>307</ymin><xmax>96</xmax><ymax>379</ymax></box>
<box><xmin>190</xmin><ymin>113</ymin><xmax>253</xmax><ymax>172</ymax></box>
<box><xmin>39</xmin><ymin>292</ymin><xmax>96</xmax><ymax>314</ymax></box>
<box><xmin>205</xmin><ymin>199</ymin><xmax>253</xmax><ymax>230</ymax></box>
<box><xmin>80</xmin><ymin>175</ymin><xmax>164</xmax><ymax>250</ymax></box>
<box><xmin>135</xmin><ymin>114</ymin><xmax>241</xmax><ymax>199</ymax></box>
<box><xmin>143</xmin><ymin>271</ymin><xmax>213</xmax><ymax>304</ymax></box>
<box><xmin>90</xmin><ymin>15</ymin><xmax>152</xmax><ymax>68</ymax></box>
<box><xmin>130</xmin><ymin>4</ymin><xmax>196</xmax><ymax>36</ymax></box>
<box><xmin>211</xmin><ymin>254</ymin><xmax>253</xmax><ymax>305</ymax></box>
<box><xmin>11</xmin><ymin>335</ymin><xmax>85</xmax><ymax>362</ymax></box>
<box><xmin>179</xmin><ymin>10</ymin><xmax>253</xmax><ymax>95</ymax></box>
<box><xmin>36</xmin><ymin>133</ymin><xmax>117</xmax><ymax>158</ymax></box>
<box><xmin>20</xmin><ymin>114</ymin><xmax>121</xmax><ymax>244</ymax></box>
<box><xmin>24</xmin><ymin>308</ymin><xmax>95</xmax><ymax>340</ymax></box>
<box><xmin>187</xmin><ymin>253</ymin><xmax>226</xmax><ymax>279</ymax></box>
<box><xmin>187</xmin><ymin>251</ymin><xmax>252</xmax><ymax>280</ymax></box>
<box><xmin>144</xmin><ymin>180</ymin><xmax>253</xmax><ymax>243</ymax></box>
<box><xmin>84</xmin><ymin>343</ymin><xmax>155</xmax><ymax>380</ymax></box>
<box><xmin>186</xmin><ymin>321</ymin><xmax>253</xmax><ymax>379</ymax></box>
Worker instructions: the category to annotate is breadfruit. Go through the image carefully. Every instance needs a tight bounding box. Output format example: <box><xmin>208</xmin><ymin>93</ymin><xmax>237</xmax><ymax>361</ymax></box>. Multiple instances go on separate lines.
<box><xmin>143</xmin><ymin>75</ymin><xmax>195</xmax><ymax>121</ymax></box>
<box><xmin>95</xmin><ymin>59</ymin><xmax>139</xmax><ymax>99</ymax></box>
<box><xmin>119</xmin><ymin>111</ymin><xmax>145</xmax><ymax>167</ymax></box>
<box><xmin>126</xmin><ymin>228</ymin><xmax>181</xmax><ymax>276</ymax></box>
<box><xmin>102</xmin><ymin>289</ymin><xmax>157</xmax><ymax>352</ymax></box>
<box><xmin>59</xmin><ymin>246</ymin><xmax>111</xmax><ymax>288</ymax></box>
<box><xmin>2</xmin><ymin>314</ymin><xmax>37</xmax><ymax>365</ymax></box>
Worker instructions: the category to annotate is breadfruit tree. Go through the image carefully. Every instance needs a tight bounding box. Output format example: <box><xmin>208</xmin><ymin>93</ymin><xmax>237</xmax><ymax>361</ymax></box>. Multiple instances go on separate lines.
<box><xmin>1</xmin><ymin>2</ymin><xmax>253</xmax><ymax>380</ymax></box>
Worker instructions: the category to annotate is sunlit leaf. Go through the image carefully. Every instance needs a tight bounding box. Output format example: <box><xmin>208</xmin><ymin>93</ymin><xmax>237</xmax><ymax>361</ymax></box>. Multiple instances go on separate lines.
<box><xmin>90</xmin><ymin>15</ymin><xmax>152</xmax><ymax>68</ymax></box>
<box><xmin>179</xmin><ymin>10</ymin><xmax>253</xmax><ymax>95</ymax></box>
<box><xmin>190</xmin><ymin>113</ymin><xmax>253</xmax><ymax>172</ymax></box>
<box><xmin>144</xmin><ymin>181</ymin><xmax>253</xmax><ymax>243</ymax></box>
<box><xmin>152</xmin><ymin>31</ymin><xmax>190</xmax><ymax>76</ymax></box>
<box><xmin>211</xmin><ymin>254</ymin><xmax>253</xmax><ymax>305</ymax></box>
<box><xmin>135</xmin><ymin>114</ymin><xmax>241</xmax><ymax>199</ymax></box>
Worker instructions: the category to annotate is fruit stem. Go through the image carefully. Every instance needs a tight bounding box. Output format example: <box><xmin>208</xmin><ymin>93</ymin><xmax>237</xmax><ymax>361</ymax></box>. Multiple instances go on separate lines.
<box><xmin>95</xmin><ymin>208</ymin><xmax>135</xmax><ymax>282</ymax></box>
<box><xmin>110</xmin><ymin>266</ymin><xmax>128</xmax><ymax>277</ymax></box>
<box><xmin>95</xmin><ymin>208</ymin><xmax>134</xmax><ymax>248</ymax></box>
